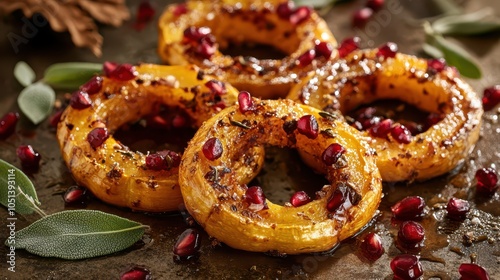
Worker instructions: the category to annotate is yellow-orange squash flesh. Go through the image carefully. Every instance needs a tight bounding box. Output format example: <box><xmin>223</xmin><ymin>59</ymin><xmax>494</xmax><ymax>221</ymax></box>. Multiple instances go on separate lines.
<box><xmin>158</xmin><ymin>0</ymin><xmax>337</xmax><ymax>99</ymax></box>
<box><xmin>179</xmin><ymin>98</ymin><xmax>382</xmax><ymax>254</ymax></box>
<box><xmin>57</xmin><ymin>64</ymin><xmax>264</xmax><ymax>212</ymax></box>
<box><xmin>287</xmin><ymin>49</ymin><xmax>483</xmax><ymax>182</ymax></box>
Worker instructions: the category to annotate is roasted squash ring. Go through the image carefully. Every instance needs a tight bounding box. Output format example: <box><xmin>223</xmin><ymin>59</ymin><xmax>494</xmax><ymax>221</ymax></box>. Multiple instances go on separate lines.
<box><xmin>287</xmin><ymin>49</ymin><xmax>483</xmax><ymax>182</ymax></box>
<box><xmin>57</xmin><ymin>64</ymin><xmax>263</xmax><ymax>212</ymax></box>
<box><xmin>179</xmin><ymin>97</ymin><xmax>382</xmax><ymax>254</ymax></box>
<box><xmin>158</xmin><ymin>0</ymin><xmax>337</xmax><ymax>99</ymax></box>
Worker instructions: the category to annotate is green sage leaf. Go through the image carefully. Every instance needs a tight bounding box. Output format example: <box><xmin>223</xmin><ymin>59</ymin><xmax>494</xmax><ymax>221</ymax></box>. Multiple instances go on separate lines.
<box><xmin>422</xmin><ymin>43</ymin><xmax>444</xmax><ymax>58</ymax></box>
<box><xmin>17</xmin><ymin>82</ymin><xmax>55</xmax><ymax>124</ymax></box>
<box><xmin>8</xmin><ymin>210</ymin><xmax>149</xmax><ymax>260</ymax></box>
<box><xmin>432</xmin><ymin>8</ymin><xmax>500</xmax><ymax>35</ymax></box>
<box><xmin>43</xmin><ymin>62</ymin><xmax>102</xmax><ymax>89</ymax></box>
<box><xmin>13</xmin><ymin>61</ymin><xmax>36</xmax><ymax>87</ymax></box>
<box><xmin>0</xmin><ymin>159</ymin><xmax>41</xmax><ymax>215</ymax></box>
<box><xmin>429</xmin><ymin>0</ymin><xmax>462</xmax><ymax>16</ymax></box>
<box><xmin>429</xmin><ymin>35</ymin><xmax>481</xmax><ymax>78</ymax></box>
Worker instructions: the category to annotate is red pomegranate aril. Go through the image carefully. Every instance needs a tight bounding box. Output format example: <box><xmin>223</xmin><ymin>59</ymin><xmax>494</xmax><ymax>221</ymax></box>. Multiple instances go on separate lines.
<box><xmin>360</xmin><ymin>116</ymin><xmax>381</xmax><ymax>130</ymax></box>
<box><xmin>238</xmin><ymin>91</ymin><xmax>254</xmax><ymax>113</ymax></box>
<box><xmin>369</xmin><ymin>118</ymin><xmax>393</xmax><ymax>138</ymax></box>
<box><xmin>398</xmin><ymin>221</ymin><xmax>425</xmax><ymax>245</ymax></box>
<box><xmin>0</xmin><ymin>112</ymin><xmax>19</xmax><ymax>138</ymax></box>
<box><xmin>159</xmin><ymin>150</ymin><xmax>181</xmax><ymax>169</ymax></box>
<box><xmin>366</xmin><ymin>0</ymin><xmax>385</xmax><ymax>11</ymax></box>
<box><xmin>475</xmin><ymin>167</ymin><xmax>498</xmax><ymax>195</ymax></box>
<box><xmin>391</xmin><ymin>124</ymin><xmax>412</xmax><ymax>144</ymax></box>
<box><xmin>360</xmin><ymin>232</ymin><xmax>385</xmax><ymax>261</ymax></box>
<box><xmin>16</xmin><ymin>145</ymin><xmax>41</xmax><ymax>169</ymax></box>
<box><xmin>49</xmin><ymin>110</ymin><xmax>63</xmax><ymax>128</ymax></box>
<box><xmin>276</xmin><ymin>1</ymin><xmax>295</xmax><ymax>19</ymax></box>
<box><xmin>290</xmin><ymin>191</ymin><xmax>312</xmax><ymax>207</ymax></box>
<box><xmin>297</xmin><ymin>115</ymin><xmax>319</xmax><ymax>139</ymax></box>
<box><xmin>245</xmin><ymin>186</ymin><xmax>268</xmax><ymax>211</ymax></box>
<box><xmin>425</xmin><ymin>112</ymin><xmax>442</xmax><ymax>129</ymax></box>
<box><xmin>297</xmin><ymin>49</ymin><xmax>316</xmax><ymax>67</ymax></box>
<box><xmin>446</xmin><ymin>197</ymin><xmax>470</xmax><ymax>220</ymax></box>
<box><xmin>459</xmin><ymin>263</ymin><xmax>490</xmax><ymax>280</ymax></box>
<box><xmin>183</xmin><ymin>26</ymin><xmax>211</xmax><ymax>43</ymax></box>
<box><xmin>352</xmin><ymin>7</ymin><xmax>373</xmax><ymax>27</ymax></box>
<box><xmin>399</xmin><ymin>120</ymin><xmax>423</xmax><ymax>136</ymax></box>
<box><xmin>172</xmin><ymin>114</ymin><xmax>188</xmax><ymax>128</ymax></box>
<box><xmin>376</xmin><ymin>42</ymin><xmax>398</xmax><ymax>59</ymax></box>
<box><xmin>70</xmin><ymin>90</ymin><xmax>92</xmax><ymax>109</ymax></box>
<box><xmin>108</xmin><ymin>64</ymin><xmax>138</xmax><ymax>81</ymax></box>
<box><xmin>120</xmin><ymin>266</ymin><xmax>152</xmax><ymax>280</ymax></box>
<box><xmin>326</xmin><ymin>188</ymin><xmax>345</xmax><ymax>212</ymax></box>
<box><xmin>103</xmin><ymin>61</ymin><xmax>118</xmax><ymax>76</ymax></box>
<box><xmin>63</xmin><ymin>185</ymin><xmax>88</xmax><ymax>205</ymax></box>
<box><xmin>202</xmin><ymin>137</ymin><xmax>223</xmax><ymax>160</ymax></box>
<box><xmin>173</xmin><ymin>228</ymin><xmax>201</xmax><ymax>262</ymax></box>
<box><xmin>145</xmin><ymin>153</ymin><xmax>167</xmax><ymax>170</ymax></box>
<box><xmin>314</xmin><ymin>41</ymin><xmax>334</xmax><ymax>59</ymax></box>
<box><xmin>322</xmin><ymin>143</ymin><xmax>346</xmax><ymax>166</ymax></box>
<box><xmin>80</xmin><ymin>76</ymin><xmax>103</xmax><ymax>95</ymax></box>
<box><xmin>289</xmin><ymin>6</ymin><xmax>312</xmax><ymax>25</ymax></box>
<box><xmin>391</xmin><ymin>196</ymin><xmax>426</xmax><ymax>220</ymax></box>
<box><xmin>338</xmin><ymin>37</ymin><xmax>361</xmax><ymax>58</ymax></box>
<box><xmin>427</xmin><ymin>58</ymin><xmax>446</xmax><ymax>74</ymax></box>
<box><xmin>482</xmin><ymin>85</ymin><xmax>500</xmax><ymax>111</ymax></box>
<box><xmin>173</xmin><ymin>3</ymin><xmax>188</xmax><ymax>17</ymax></box>
<box><xmin>390</xmin><ymin>254</ymin><xmax>423</xmax><ymax>280</ymax></box>
<box><xmin>87</xmin><ymin>127</ymin><xmax>109</xmax><ymax>149</ymax></box>
<box><xmin>195</xmin><ymin>38</ymin><xmax>216</xmax><ymax>59</ymax></box>
<box><xmin>205</xmin><ymin>80</ymin><xmax>226</xmax><ymax>96</ymax></box>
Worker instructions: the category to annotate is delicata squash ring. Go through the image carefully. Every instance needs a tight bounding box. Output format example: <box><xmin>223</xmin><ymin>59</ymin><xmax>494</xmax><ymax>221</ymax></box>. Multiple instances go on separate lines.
<box><xmin>287</xmin><ymin>48</ymin><xmax>483</xmax><ymax>182</ymax></box>
<box><xmin>179</xmin><ymin>96</ymin><xmax>382</xmax><ymax>254</ymax></box>
<box><xmin>158</xmin><ymin>0</ymin><xmax>337</xmax><ymax>99</ymax></box>
<box><xmin>57</xmin><ymin>64</ymin><xmax>264</xmax><ymax>212</ymax></box>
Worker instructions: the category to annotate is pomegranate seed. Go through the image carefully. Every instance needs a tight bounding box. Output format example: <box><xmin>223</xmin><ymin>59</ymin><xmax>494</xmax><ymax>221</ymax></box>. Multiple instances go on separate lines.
<box><xmin>120</xmin><ymin>266</ymin><xmax>152</xmax><ymax>280</ymax></box>
<box><xmin>289</xmin><ymin>6</ymin><xmax>312</xmax><ymax>25</ymax></box>
<box><xmin>70</xmin><ymin>90</ymin><xmax>92</xmax><ymax>109</ymax></box>
<box><xmin>391</xmin><ymin>196</ymin><xmax>426</xmax><ymax>220</ymax></box>
<box><xmin>369</xmin><ymin>118</ymin><xmax>393</xmax><ymax>138</ymax></box>
<box><xmin>49</xmin><ymin>110</ymin><xmax>63</xmax><ymax>128</ymax></box>
<box><xmin>391</xmin><ymin>124</ymin><xmax>412</xmax><ymax>144</ymax></box>
<box><xmin>171</xmin><ymin>114</ymin><xmax>188</xmax><ymax>128</ymax></box>
<box><xmin>195</xmin><ymin>38</ymin><xmax>217</xmax><ymax>59</ymax></box>
<box><xmin>290</xmin><ymin>191</ymin><xmax>311</xmax><ymax>207</ymax></box>
<box><xmin>338</xmin><ymin>37</ymin><xmax>361</xmax><ymax>58</ymax></box>
<box><xmin>276</xmin><ymin>1</ymin><xmax>295</xmax><ymax>19</ymax></box>
<box><xmin>314</xmin><ymin>41</ymin><xmax>334</xmax><ymax>59</ymax></box>
<box><xmin>360</xmin><ymin>116</ymin><xmax>381</xmax><ymax>130</ymax></box>
<box><xmin>103</xmin><ymin>61</ymin><xmax>118</xmax><ymax>76</ymax></box>
<box><xmin>482</xmin><ymin>85</ymin><xmax>500</xmax><ymax>111</ymax></box>
<box><xmin>238</xmin><ymin>91</ymin><xmax>254</xmax><ymax>113</ymax></box>
<box><xmin>202</xmin><ymin>137</ymin><xmax>223</xmax><ymax>160</ymax></box>
<box><xmin>399</xmin><ymin>120</ymin><xmax>423</xmax><ymax>136</ymax></box>
<box><xmin>173</xmin><ymin>3</ymin><xmax>188</xmax><ymax>17</ymax></box>
<box><xmin>390</xmin><ymin>254</ymin><xmax>423</xmax><ymax>280</ymax></box>
<box><xmin>173</xmin><ymin>228</ymin><xmax>201</xmax><ymax>262</ymax></box>
<box><xmin>107</xmin><ymin>64</ymin><xmax>138</xmax><ymax>81</ymax></box>
<box><xmin>297</xmin><ymin>49</ymin><xmax>316</xmax><ymax>67</ymax></box>
<box><xmin>63</xmin><ymin>185</ymin><xmax>88</xmax><ymax>205</ymax></box>
<box><xmin>352</xmin><ymin>7</ymin><xmax>373</xmax><ymax>27</ymax></box>
<box><xmin>366</xmin><ymin>0</ymin><xmax>385</xmax><ymax>11</ymax></box>
<box><xmin>446</xmin><ymin>197</ymin><xmax>470</xmax><ymax>220</ymax></box>
<box><xmin>376</xmin><ymin>42</ymin><xmax>398</xmax><ymax>59</ymax></box>
<box><xmin>136</xmin><ymin>0</ymin><xmax>155</xmax><ymax>26</ymax></box>
<box><xmin>425</xmin><ymin>112</ymin><xmax>442</xmax><ymax>129</ymax></box>
<box><xmin>183</xmin><ymin>26</ymin><xmax>212</xmax><ymax>43</ymax></box>
<box><xmin>80</xmin><ymin>76</ymin><xmax>103</xmax><ymax>95</ymax></box>
<box><xmin>0</xmin><ymin>112</ymin><xmax>19</xmax><ymax>138</ymax></box>
<box><xmin>205</xmin><ymin>80</ymin><xmax>226</xmax><ymax>96</ymax></box>
<box><xmin>459</xmin><ymin>263</ymin><xmax>490</xmax><ymax>280</ymax></box>
<box><xmin>427</xmin><ymin>58</ymin><xmax>447</xmax><ymax>74</ymax></box>
<box><xmin>16</xmin><ymin>145</ymin><xmax>41</xmax><ymax>169</ymax></box>
<box><xmin>398</xmin><ymin>221</ymin><xmax>425</xmax><ymax>245</ymax></box>
<box><xmin>475</xmin><ymin>167</ymin><xmax>498</xmax><ymax>195</ymax></box>
<box><xmin>145</xmin><ymin>153</ymin><xmax>167</xmax><ymax>170</ymax></box>
<box><xmin>360</xmin><ymin>232</ymin><xmax>385</xmax><ymax>261</ymax></box>
<box><xmin>87</xmin><ymin>127</ymin><xmax>109</xmax><ymax>149</ymax></box>
<box><xmin>322</xmin><ymin>143</ymin><xmax>346</xmax><ymax>166</ymax></box>
<box><xmin>245</xmin><ymin>186</ymin><xmax>268</xmax><ymax>211</ymax></box>
<box><xmin>326</xmin><ymin>188</ymin><xmax>345</xmax><ymax>212</ymax></box>
<box><xmin>297</xmin><ymin>115</ymin><xmax>319</xmax><ymax>139</ymax></box>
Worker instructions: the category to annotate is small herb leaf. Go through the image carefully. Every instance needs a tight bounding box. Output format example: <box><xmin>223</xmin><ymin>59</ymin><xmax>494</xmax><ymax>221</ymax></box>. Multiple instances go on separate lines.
<box><xmin>422</xmin><ymin>43</ymin><xmax>445</xmax><ymax>59</ymax></box>
<box><xmin>432</xmin><ymin>8</ymin><xmax>500</xmax><ymax>35</ymax></box>
<box><xmin>8</xmin><ymin>210</ymin><xmax>148</xmax><ymax>259</ymax></box>
<box><xmin>429</xmin><ymin>0</ymin><xmax>462</xmax><ymax>16</ymax></box>
<box><xmin>14</xmin><ymin>61</ymin><xmax>36</xmax><ymax>87</ymax></box>
<box><xmin>17</xmin><ymin>82</ymin><xmax>55</xmax><ymax>124</ymax></box>
<box><xmin>0</xmin><ymin>159</ymin><xmax>41</xmax><ymax>215</ymax></box>
<box><xmin>43</xmin><ymin>62</ymin><xmax>102</xmax><ymax>89</ymax></box>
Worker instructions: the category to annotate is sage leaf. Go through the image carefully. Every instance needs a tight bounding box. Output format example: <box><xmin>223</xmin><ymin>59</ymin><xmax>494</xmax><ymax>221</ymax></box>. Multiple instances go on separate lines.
<box><xmin>432</xmin><ymin>8</ymin><xmax>500</xmax><ymax>35</ymax></box>
<box><xmin>13</xmin><ymin>61</ymin><xmax>36</xmax><ymax>87</ymax></box>
<box><xmin>0</xmin><ymin>159</ymin><xmax>41</xmax><ymax>215</ymax></box>
<box><xmin>428</xmin><ymin>35</ymin><xmax>481</xmax><ymax>78</ymax></box>
<box><xmin>422</xmin><ymin>43</ymin><xmax>444</xmax><ymax>59</ymax></box>
<box><xmin>43</xmin><ymin>62</ymin><xmax>102</xmax><ymax>89</ymax></box>
<box><xmin>429</xmin><ymin>0</ymin><xmax>462</xmax><ymax>16</ymax></box>
<box><xmin>8</xmin><ymin>210</ymin><xmax>149</xmax><ymax>260</ymax></box>
<box><xmin>17</xmin><ymin>82</ymin><xmax>55</xmax><ymax>124</ymax></box>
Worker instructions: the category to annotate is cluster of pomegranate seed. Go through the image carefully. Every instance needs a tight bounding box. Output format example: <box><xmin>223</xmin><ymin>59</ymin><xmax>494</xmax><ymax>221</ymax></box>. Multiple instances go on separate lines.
<box><xmin>173</xmin><ymin>3</ymin><xmax>188</xmax><ymax>17</ymax></box>
<box><xmin>0</xmin><ymin>112</ymin><xmax>19</xmax><ymax>138</ymax></box>
<box><xmin>475</xmin><ymin>167</ymin><xmax>499</xmax><ymax>195</ymax></box>
<box><xmin>238</xmin><ymin>91</ymin><xmax>254</xmax><ymax>113</ymax></box>
<box><xmin>297</xmin><ymin>49</ymin><xmax>316</xmax><ymax>67</ymax></box>
<box><xmin>103</xmin><ymin>61</ymin><xmax>138</xmax><ymax>81</ymax></box>
<box><xmin>297</xmin><ymin>41</ymin><xmax>334</xmax><ymax>67</ymax></box>
<box><xmin>202</xmin><ymin>137</ymin><xmax>223</xmax><ymax>160</ymax></box>
<box><xmin>134</xmin><ymin>0</ymin><xmax>155</xmax><ymax>30</ymax></box>
<box><xmin>290</xmin><ymin>191</ymin><xmax>311</xmax><ymax>207</ymax></box>
<box><xmin>182</xmin><ymin>26</ymin><xmax>217</xmax><ymax>59</ymax></box>
<box><xmin>80</xmin><ymin>76</ymin><xmax>103</xmax><ymax>95</ymax></box>
<box><xmin>427</xmin><ymin>58</ymin><xmax>447</xmax><ymax>74</ymax></box>
<box><xmin>120</xmin><ymin>266</ymin><xmax>152</xmax><ymax>280</ymax></box>
<box><xmin>70</xmin><ymin>90</ymin><xmax>92</xmax><ymax>110</ymax></box>
<box><xmin>446</xmin><ymin>197</ymin><xmax>470</xmax><ymax>220</ymax></box>
<box><xmin>245</xmin><ymin>186</ymin><xmax>268</xmax><ymax>211</ymax></box>
<box><xmin>391</xmin><ymin>196</ymin><xmax>426</xmax><ymax>220</ymax></box>
<box><xmin>390</xmin><ymin>254</ymin><xmax>423</xmax><ymax>280</ymax></box>
<box><xmin>352</xmin><ymin>0</ymin><xmax>385</xmax><ymax>27</ymax></box>
<box><xmin>337</xmin><ymin>37</ymin><xmax>361</xmax><ymax>58</ymax></box>
<box><xmin>376</xmin><ymin>42</ymin><xmax>398</xmax><ymax>59</ymax></box>
<box><xmin>87</xmin><ymin>127</ymin><xmax>109</xmax><ymax>149</ymax></box>
<box><xmin>16</xmin><ymin>145</ymin><xmax>41</xmax><ymax>170</ymax></box>
<box><xmin>297</xmin><ymin>115</ymin><xmax>319</xmax><ymax>139</ymax></box>
<box><xmin>397</xmin><ymin>221</ymin><xmax>425</xmax><ymax>249</ymax></box>
<box><xmin>145</xmin><ymin>150</ymin><xmax>181</xmax><ymax>171</ymax></box>
<box><xmin>205</xmin><ymin>80</ymin><xmax>227</xmax><ymax>96</ymax></box>
<box><xmin>276</xmin><ymin>1</ymin><xmax>312</xmax><ymax>25</ymax></box>
<box><xmin>173</xmin><ymin>228</ymin><xmax>201</xmax><ymax>262</ymax></box>
<box><xmin>63</xmin><ymin>185</ymin><xmax>88</xmax><ymax>205</ymax></box>
<box><xmin>321</xmin><ymin>143</ymin><xmax>346</xmax><ymax>166</ymax></box>
<box><xmin>360</xmin><ymin>232</ymin><xmax>385</xmax><ymax>261</ymax></box>
<box><xmin>326</xmin><ymin>184</ymin><xmax>359</xmax><ymax>213</ymax></box>
<box><xmin>459</xmin><ymin>263</ymin><xmax>490</xmax><ymax>280</ymax></box>
<box><xmin>482</xmin><ymin>85</ymin><xmax>500</xmax><ymax>111</ymax></box>
<box><xmin>49</xmin><ymin>110</ymin><xmax>63</xmax><ymax>128</ymax></box>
